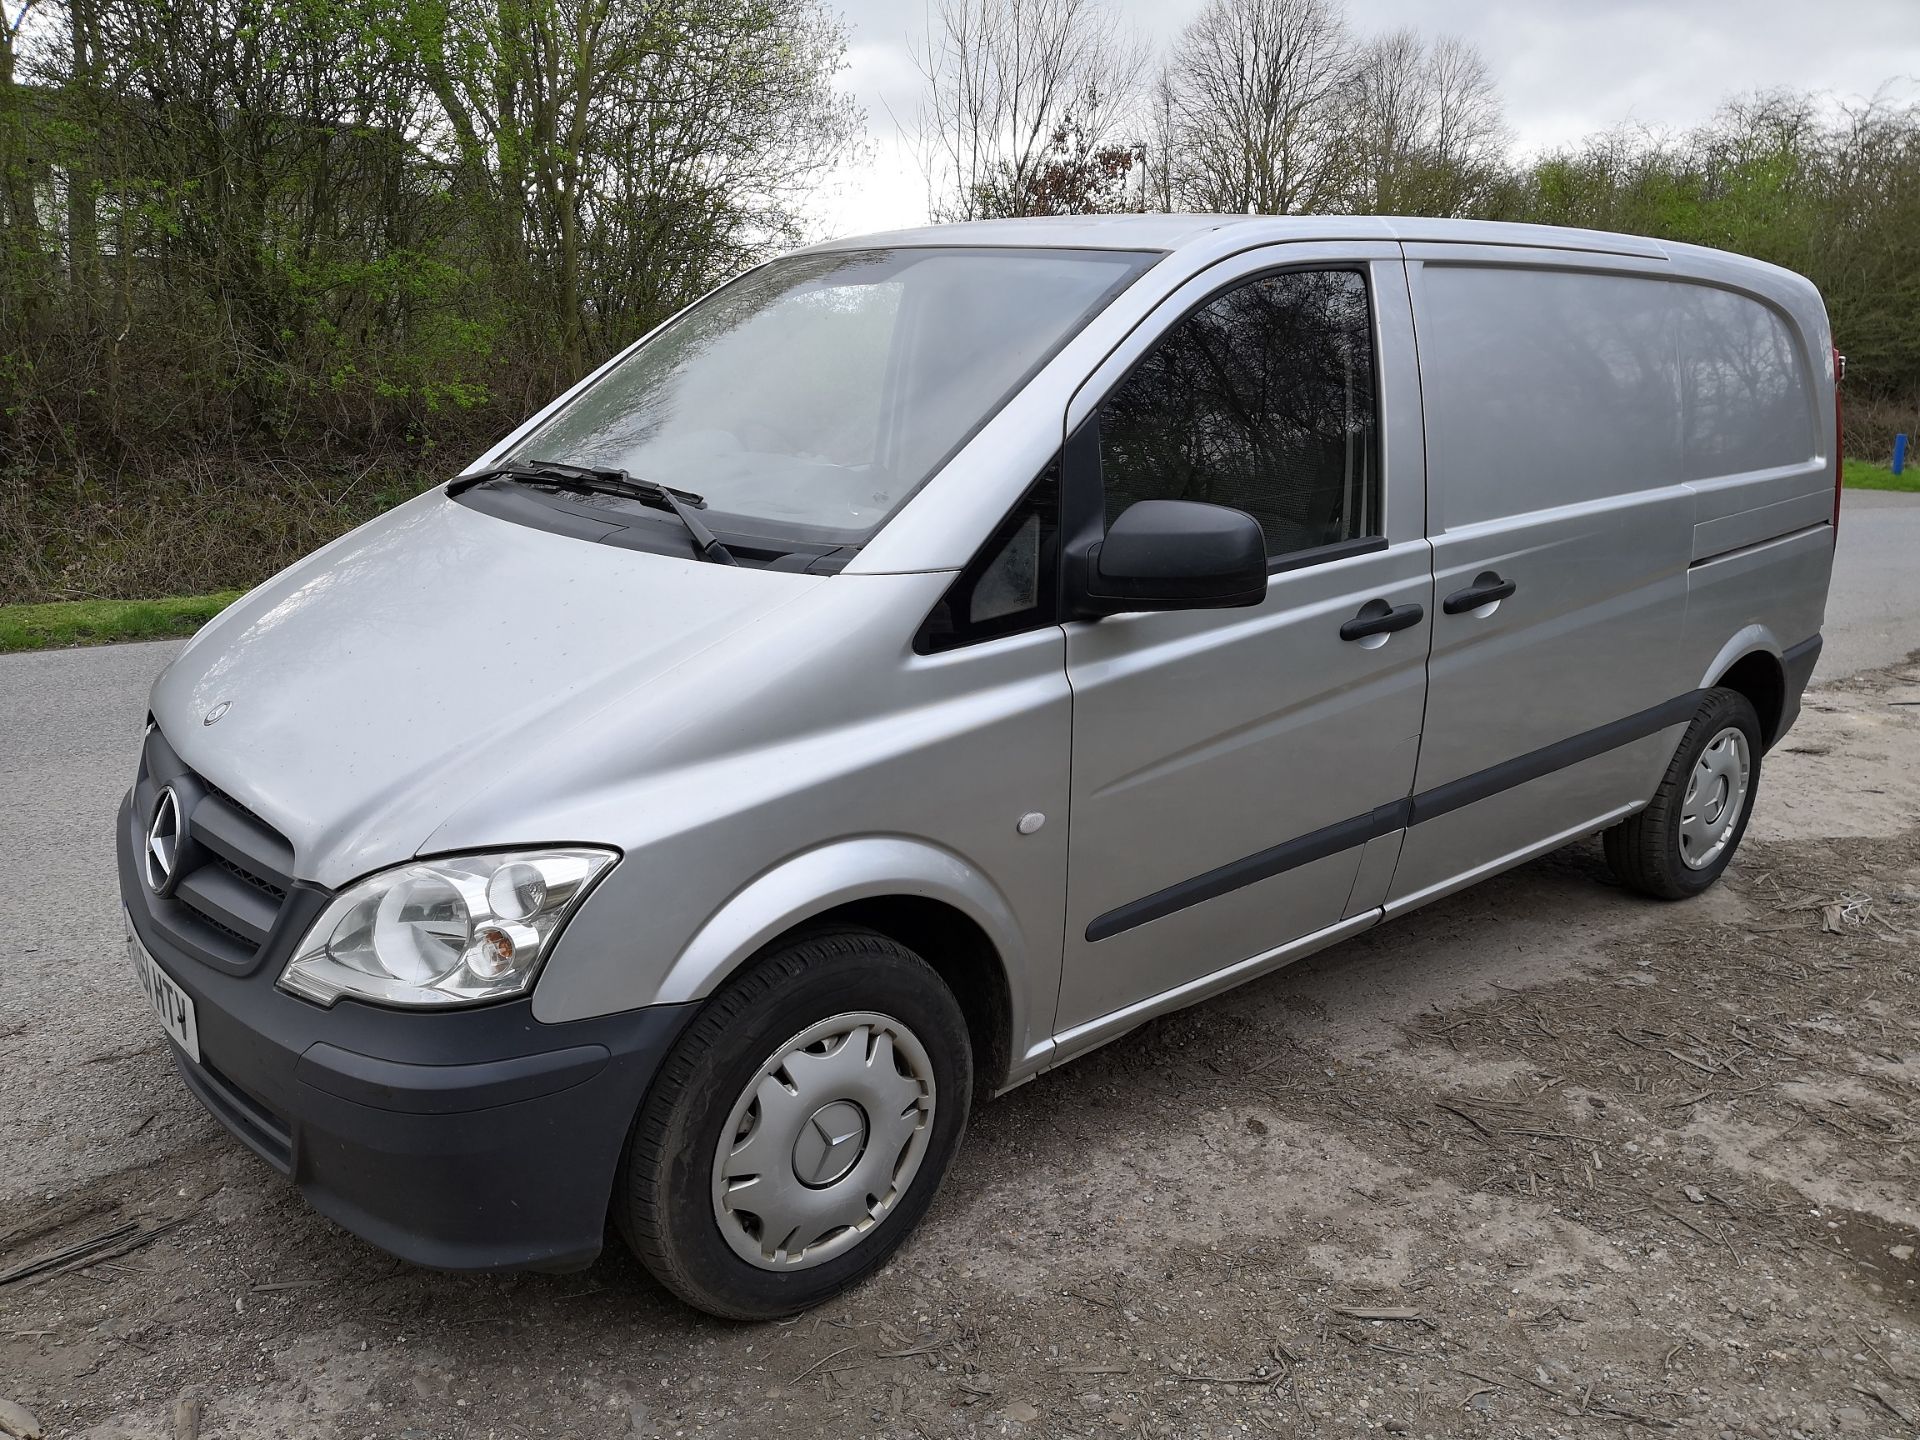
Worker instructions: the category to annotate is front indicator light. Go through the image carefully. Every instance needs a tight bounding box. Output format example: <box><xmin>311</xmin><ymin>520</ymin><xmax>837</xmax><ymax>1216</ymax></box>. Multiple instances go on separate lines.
<box><xmin>279</xmin><ymin>848</ymin><xmax>616</xmax><ymax>1008</ymax></box>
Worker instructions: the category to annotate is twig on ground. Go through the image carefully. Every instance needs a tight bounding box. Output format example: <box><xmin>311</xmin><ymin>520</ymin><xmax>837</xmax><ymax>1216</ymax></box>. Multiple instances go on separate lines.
<box><xmin>791</xmin><ymin>1345</ymin><xmax>857</xmax><ymax>1383</ymax></box>
<box><xmin>1335</xmin><ymin>1306</ymin><xmax>1424</xmax><ymax>1322</ymax></box>
<box><xmin>1435</xmin><ymin>1102</ymin><xmax>1494</xmax><ymax>1138</ymax></box>
<box><xmin>0</xmin><ymin>1222</ymin><xmax>138</xmax><ymax>1284</ymax></box>
<box><xmin>1167</xmin><ymin>1366</ymin><xmax>1273</xmax><ymax>1385</ymax></box>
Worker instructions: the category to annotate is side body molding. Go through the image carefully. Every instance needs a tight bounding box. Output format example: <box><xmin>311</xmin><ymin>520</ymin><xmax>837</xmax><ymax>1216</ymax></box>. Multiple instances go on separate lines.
<box><xmin>650</xmin><ymin>835</ymin><xmax>1035</xmax><ymax>1062</ymax></box>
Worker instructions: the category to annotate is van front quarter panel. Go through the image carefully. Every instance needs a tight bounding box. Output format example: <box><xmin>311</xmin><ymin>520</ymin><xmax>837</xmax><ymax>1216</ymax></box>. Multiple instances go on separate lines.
<box><xmin>550</xmin><ymin>834</ymin><xmax>1034</xmax><ymax>1073</ymax></box>
<box><xmin>434</xmin><ymin>570</ymin><xmax>1073</xmax><ymax>1075</ymax></box>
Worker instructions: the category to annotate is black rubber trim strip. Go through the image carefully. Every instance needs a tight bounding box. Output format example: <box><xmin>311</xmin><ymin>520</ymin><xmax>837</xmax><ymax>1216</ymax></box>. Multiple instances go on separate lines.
<box><xmin>1405</xmin><ymin>691</ymin><xmax>1705</xmax><ymax>826</ymax></box>
<box><xmin>1269</xmin><ymin>534</ymin><xmax>1388</xmax><ymax>576</ymax></box>
<box><xmin>1085</xmin><ymin>799</ymin><xmax>1410</xmax><ymax>943</ymax></box>
<box><xmin>1085</xmin><ymin>690</ymin><xmax>1710</xmax><ymax>942</ymax></box>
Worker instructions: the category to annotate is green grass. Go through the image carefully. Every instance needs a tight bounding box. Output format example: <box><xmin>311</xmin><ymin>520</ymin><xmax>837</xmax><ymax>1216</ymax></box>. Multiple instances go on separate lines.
<box><xmin>1845</xmin><ymin>458</ymin><xmax>1920</xmax><ymax>493</ymax></box>
<box><xmin>0</xmin><ymin>592</ymin><xmax>242</xmax><ymax>654</ymax></box>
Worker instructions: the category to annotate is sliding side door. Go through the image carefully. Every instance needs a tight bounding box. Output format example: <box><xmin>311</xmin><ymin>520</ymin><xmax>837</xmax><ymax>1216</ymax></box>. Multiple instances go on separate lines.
<box><xmin>1387</xmin><ymin>246</ymin><xmax>1699</xmax><ymax>913</ymax></box>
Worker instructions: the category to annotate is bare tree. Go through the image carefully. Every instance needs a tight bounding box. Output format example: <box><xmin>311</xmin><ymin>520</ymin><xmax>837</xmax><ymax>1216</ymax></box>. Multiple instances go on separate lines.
<box><xmin>1141</xmin><ymin>65</ymin><xmax>1178</xmax><ymax>212</ymax></box>
<box><xmin>0</xmin><ymin>0</ymin><xmax>44</xmax><ymax>307</ymax></box>
<box><xmin>915</xmin><ymin>0</ymin><xmax>1146</xmax><ymax>221</ymax></box>
<box><xmin>1160</xmin><ymin>0</ymin><xmax>1352</xmax><ymax>215</ymax></box>
<box><xmin>1340</xmin><ymin>29</ymin><xmax>1505</xmax><ymax>216</ymax></box>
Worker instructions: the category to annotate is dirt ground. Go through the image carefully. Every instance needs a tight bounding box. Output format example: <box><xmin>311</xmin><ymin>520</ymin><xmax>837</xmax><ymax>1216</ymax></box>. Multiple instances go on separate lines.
<box><xmin>4</xmin><ymin>658</ymin><xmax>1919</xmax><ymax>1440</ymax></box>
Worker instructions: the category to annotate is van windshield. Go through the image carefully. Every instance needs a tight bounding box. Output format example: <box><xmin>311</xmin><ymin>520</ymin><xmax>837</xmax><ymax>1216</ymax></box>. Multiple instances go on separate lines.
<box><xmin>503</xmin><ymin>247</ymin><xmax>1156</xmax><ymax>551</ymax></box>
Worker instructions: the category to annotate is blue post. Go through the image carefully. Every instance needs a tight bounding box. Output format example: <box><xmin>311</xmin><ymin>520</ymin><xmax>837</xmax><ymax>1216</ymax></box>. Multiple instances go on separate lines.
<box><xmin>1896</xmin><ymin>434</ymin><xmax>1909</xmax><ymax>476</ymax></box>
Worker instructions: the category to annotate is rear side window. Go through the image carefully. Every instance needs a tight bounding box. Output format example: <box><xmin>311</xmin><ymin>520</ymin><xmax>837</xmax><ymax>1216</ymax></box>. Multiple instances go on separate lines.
<box><xmin>1675</xmin><ymin>285</ymin><xmax>1815</xmax><ymax>477</ymax></box>
<box><xmin>1418</xmin><ymin>266</ymin><xmax>1680</xmax><ymax>527</ymax></box>
<box><xmin>1097</xmin><ymin>269</ymin><xmax>1379</xmax><ymax>560</ymax></box>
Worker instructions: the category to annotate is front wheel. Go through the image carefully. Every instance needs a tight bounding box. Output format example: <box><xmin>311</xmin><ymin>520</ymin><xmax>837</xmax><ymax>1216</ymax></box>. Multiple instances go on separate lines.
<box><xmin>615</xmin><ymin>928</ymin><xmax>972</xmax><ymax>1319</ymax></box>
<box><xmin>1604</xmin><ymin>687</ymin><xmax>1761</xmax><ymax>899</ymax></box>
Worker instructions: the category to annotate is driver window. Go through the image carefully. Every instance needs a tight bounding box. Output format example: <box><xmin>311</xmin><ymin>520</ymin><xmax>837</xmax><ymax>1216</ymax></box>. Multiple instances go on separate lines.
<box><xmin>1098</xmin><ymin>268</ymin><xmax>1380</xmax><ymax>560</ymax></box>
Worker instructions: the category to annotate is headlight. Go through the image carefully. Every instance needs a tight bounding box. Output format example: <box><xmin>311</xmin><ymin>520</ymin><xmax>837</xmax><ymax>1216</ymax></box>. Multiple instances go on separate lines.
<box><xmin>278</xmin><ymin>849</ymin><xmax>617</xmax><ymax>1008</ymax></box>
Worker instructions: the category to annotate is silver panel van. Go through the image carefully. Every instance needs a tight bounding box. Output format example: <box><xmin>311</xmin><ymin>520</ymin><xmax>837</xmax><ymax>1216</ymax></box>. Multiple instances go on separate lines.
<box><xmin>118</xmin><ymin>216</ymin><xmax>1839</xmax><ymax>1318</ymax></box>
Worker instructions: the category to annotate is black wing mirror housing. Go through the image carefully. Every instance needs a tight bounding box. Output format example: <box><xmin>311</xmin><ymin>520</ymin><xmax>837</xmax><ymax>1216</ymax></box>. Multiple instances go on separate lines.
<box><xmin>1075</xmin><ymin>499</ymin><xmax>1268</xmax><ymax>618</ymax></box>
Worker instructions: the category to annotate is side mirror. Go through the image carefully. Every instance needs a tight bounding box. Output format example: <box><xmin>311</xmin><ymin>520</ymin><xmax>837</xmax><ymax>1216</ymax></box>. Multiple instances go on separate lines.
<box><xmin>1077</xmin><ymin>499</ymin><xmax>1267</xmax><ymax>618</ymax></box>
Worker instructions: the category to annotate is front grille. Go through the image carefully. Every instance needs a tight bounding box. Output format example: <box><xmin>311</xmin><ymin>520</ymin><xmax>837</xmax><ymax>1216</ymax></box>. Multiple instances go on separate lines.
<box><xmin>216</xmin><ymin>853</ymin><xmax>287</xmax><ymax>903</ymax></box>
<box><xmin>134</xmin><ymin>725</ymin><xmax>301</xmax><ymax>976</ymax></box>
<box><xmin>188</xmin><ymin>905</ymin><xmax>254</xmax><ymax>950</ymax></box>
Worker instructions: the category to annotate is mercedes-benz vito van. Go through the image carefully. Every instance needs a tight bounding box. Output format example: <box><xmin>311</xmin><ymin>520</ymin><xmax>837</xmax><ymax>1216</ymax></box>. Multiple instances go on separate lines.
<box><xmin>119</xmin><ymin>215</ymin><xmax>1838</xmax><ymax>1318</ymax></box>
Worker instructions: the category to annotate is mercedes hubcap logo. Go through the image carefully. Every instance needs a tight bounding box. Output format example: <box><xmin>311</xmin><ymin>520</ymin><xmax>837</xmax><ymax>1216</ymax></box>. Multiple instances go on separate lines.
<box><xmin>791</xmin><ymin>1101</ymin><xmax>868</xmax><ymax>1188</ymax></box>
<box><xmin>145</xmin><ymin>787</ymin><xmax>181</xmax><ymax>894</ymax></box>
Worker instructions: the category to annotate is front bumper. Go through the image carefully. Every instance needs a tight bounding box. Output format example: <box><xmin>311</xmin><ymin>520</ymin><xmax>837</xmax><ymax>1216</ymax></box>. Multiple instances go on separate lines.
<box><xmin>117</xmin><ymin>790</ymin><xmax>694</xmax><ymax>1271</ymax></box>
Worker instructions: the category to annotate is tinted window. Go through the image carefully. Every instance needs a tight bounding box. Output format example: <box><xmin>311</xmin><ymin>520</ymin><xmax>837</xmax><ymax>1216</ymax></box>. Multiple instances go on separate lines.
<box><xmin>1418</xmin><ymin>267</ymin><xmax>1680</xmax><ymax>527</ymax></box>
<box><xmin>1676</xmin><ymin>285</ymin><xmax>1815</xmax><ymax>477</ymax></box>
<box><xmin>1097</xmin><ymin>269</ymin><xmax>1379</xmax><ymax>559</ymax></box>
<box><xmin>510</xmin><ymin>247</ymin><xmax>1153</xmax><ymax>548</ymax></box>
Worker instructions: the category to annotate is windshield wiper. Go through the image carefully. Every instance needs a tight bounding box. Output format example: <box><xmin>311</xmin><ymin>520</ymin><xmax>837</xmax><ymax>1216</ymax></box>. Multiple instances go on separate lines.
<box><xmin>450</xmin><ymin>460</ymin><xmax>737</xmax><ymax>565</ymax></box>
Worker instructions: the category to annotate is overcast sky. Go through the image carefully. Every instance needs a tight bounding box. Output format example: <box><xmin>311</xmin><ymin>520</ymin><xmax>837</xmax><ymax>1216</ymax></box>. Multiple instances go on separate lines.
<box><xmin>805</xmin><ymin>0</ymin><xmax>1920</xmax><ymax>237</ymax></box>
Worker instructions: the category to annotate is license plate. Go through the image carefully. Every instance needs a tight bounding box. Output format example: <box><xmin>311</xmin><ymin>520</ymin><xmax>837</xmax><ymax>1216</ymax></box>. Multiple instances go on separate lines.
<box><xmin>126</xmin><ymin>914</ymin><xmax>200</xmax><ymax>1063</ymax></box>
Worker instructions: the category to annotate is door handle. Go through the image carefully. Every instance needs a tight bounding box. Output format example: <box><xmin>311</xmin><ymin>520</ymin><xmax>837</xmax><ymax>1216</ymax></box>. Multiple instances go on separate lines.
<box><xmin>1442</xmin><ymin>572</ymin><xmax>1517</xmax><ymax>615</ymax></box>
<box><xmin>1340</xmin><ymin>599</ymin><xmax>1425</xmax><ymax>642</ymax></box>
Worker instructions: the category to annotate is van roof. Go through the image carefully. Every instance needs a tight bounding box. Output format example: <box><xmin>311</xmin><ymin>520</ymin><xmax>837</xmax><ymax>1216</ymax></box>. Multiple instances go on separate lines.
<box><xmin>803</xmin><ymin>213</ymin><xmax>1676</xmax><ymax>259</ymax></box>
<box><xmin>802</xmin><ymin>214</ymin><xmax>1824</xmax><ymax>307</ymax></box>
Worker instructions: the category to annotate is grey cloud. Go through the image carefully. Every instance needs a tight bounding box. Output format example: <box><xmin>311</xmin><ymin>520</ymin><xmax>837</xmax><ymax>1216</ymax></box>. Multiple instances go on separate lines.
<box><xmin>812</xmin><ymin>0</ymin><xmax>1920</xmax><ymax>233</ymax></box>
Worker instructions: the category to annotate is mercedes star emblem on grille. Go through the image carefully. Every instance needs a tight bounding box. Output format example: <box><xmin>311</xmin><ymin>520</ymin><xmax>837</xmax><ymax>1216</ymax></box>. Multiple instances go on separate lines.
<box><xmin>145</xmin><ymin>786</ymin><xmax>181</xmax><ymax>894</ymax></box>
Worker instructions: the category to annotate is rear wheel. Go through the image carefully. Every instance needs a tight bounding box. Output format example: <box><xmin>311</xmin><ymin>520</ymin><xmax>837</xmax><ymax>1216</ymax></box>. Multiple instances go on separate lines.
<box><xmin>1604</xmin><ymin>688</ymin><xmax>1761</xmax><ymax>899</ymax></box>
<box><xmin>616</xmin><ymin>928</ymin><xmax>972</xmax><ymax>1319</ymax></box>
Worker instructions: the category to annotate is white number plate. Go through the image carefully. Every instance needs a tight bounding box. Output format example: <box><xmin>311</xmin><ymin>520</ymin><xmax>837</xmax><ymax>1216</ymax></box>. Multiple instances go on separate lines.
<box><xmin>126</xmin><ymin>913</ymin><xmax>200</xmax><ymax>1063</ymax></box>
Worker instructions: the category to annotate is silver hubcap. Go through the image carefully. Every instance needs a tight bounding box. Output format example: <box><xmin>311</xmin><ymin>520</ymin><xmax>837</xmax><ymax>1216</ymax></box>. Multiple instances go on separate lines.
<box><xmin>1679</xmin><ymin>725</ymin><xmax>1751</xmax><ymax>870</ymax></box>
<box><xmin>711</xmin><ymin>1012</ymin><xmax>936</xmax><ymax>1271</ymax></box>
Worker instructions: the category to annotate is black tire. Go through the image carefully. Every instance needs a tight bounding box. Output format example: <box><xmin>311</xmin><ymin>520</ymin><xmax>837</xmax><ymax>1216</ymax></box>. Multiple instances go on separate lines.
<box><xmin>615</xmin><ymin>927</ymin><xmax>972</xmax><ymax>1320</ymax></box>
<box><xmin>1603</xmin><ymin>687</ymin><xmax>1762</xmax><ymax>900</ymax></box>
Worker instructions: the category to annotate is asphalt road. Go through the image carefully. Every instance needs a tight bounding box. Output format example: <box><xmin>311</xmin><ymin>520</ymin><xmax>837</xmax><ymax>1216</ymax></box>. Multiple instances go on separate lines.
<box><xmin>1817</xmin><ymin>488</ymin><xmax>1920</xmax><ymax>679</ymax></box>
<box><xmin>2</xmin><ymin>489</ymin><xmax>1916</xmax><ymax>1214</ymax></box>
